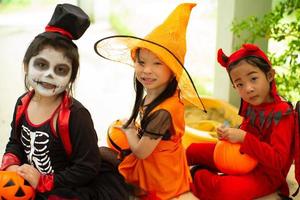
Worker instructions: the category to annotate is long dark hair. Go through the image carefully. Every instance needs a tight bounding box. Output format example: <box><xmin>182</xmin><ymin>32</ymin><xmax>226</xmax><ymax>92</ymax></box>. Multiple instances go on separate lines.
<box><xmin>124</xmin><ymin>49</ymin><xmax>178</xmax><ymax>128</ymax></box>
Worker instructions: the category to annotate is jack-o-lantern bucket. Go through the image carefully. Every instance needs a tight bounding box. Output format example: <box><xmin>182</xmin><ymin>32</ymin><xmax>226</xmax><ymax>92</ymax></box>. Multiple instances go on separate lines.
<box><xmin>107</xmin><ymin>120</ymin><xmax>131</xmax><ymax>157</ymax></box>
<box><xmin>0</xmin><ymin>171</ymin><xmax>35</xmax><ymax>200</ymax></box>
<box><xmin>213</xmin><ymin>140</ymin><xmax>258</xmax><ymax>175</ymax></box>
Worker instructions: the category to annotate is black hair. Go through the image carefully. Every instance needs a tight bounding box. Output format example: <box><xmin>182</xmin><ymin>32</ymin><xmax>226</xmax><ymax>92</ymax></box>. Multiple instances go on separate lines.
<box><xmin>23</xmin><ymin>34</ymin><xmax>79</xmax><ymax>94</ymax></box>
<box><xmin>124</xmin><ymin>48</ymin><xmax>178</xmax><ymax>128</ymax></box>
<box><xmin>228</xmin><ymin>56</ymin><xmax>272</xmax><ymax>83</ymax></box>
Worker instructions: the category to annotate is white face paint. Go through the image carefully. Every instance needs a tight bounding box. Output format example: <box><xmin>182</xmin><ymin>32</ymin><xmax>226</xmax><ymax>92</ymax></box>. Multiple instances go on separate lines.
<box><xmin>27</xmin><ymin>47</ymin><xmax>72</xmax><ymax>97</ymax></box>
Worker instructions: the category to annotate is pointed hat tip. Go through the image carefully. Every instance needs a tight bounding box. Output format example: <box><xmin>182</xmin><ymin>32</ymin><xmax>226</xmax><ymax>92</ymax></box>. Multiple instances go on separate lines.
<box><xmin>181</xmin><ymin>2</ymin><xmax>197</xmax><ymax>9</ymax></box>
<box><xmin>190</xmin><ymin>3</ymin><xmax>197</xmax><ymax>8</ymax></box>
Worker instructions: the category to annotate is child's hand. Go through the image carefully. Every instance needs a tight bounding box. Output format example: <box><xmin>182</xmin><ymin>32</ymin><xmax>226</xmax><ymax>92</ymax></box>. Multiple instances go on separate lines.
<box><xmin>121</xmin><ymin>125</ymin><xmax>137</xmax><ymax>136</ymax></box>
<box><xmin>217</xmin><ymin>126</ymin><xmax>246</xmax><ymax>143</ymax></box>
<box><xmin>114</xmin><ymin>119</ymin><xmax>137</xmax><ymax>134</ymax></box>
<box><xmin>5</xmin><ymin>164</ymin><xmax>19</xmax><ymax>172</ymax></box>
<box><xmin>17</xmin><ymin>164</ymin><xmax>41</xmax><ymax>188</ymax></box>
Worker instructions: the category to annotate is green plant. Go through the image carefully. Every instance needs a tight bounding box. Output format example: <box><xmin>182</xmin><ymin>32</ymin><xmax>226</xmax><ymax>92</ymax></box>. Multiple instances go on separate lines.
<box><xmin>231</xmin><ymin>0</ymin><xmax>300</xmax><ymax>103</ymax></box>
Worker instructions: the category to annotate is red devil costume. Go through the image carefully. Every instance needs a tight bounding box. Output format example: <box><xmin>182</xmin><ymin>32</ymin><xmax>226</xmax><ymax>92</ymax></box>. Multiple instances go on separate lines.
<box><xmin>186</xmin><ymin>44</ymin><xmax>299</xmax><ymax>199</ymax></box>
<box><xmin>1</xmin><ymin>4</ymin><xmax>129</xmax><ymax>200</ymax></box>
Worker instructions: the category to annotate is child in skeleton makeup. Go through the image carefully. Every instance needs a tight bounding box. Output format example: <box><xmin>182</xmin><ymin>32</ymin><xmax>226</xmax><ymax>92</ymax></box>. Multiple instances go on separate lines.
<box><xmin>1</xmin><ymin>4</ymin><xmax>130</xmax><ymax>199</ymax></box>
<box><xmin>186</xmin><ymin>44</ymin><xmax>297</xmax><ymax>199</ymax></box>
<box><xmin>95</xmin><ymin>3</ymin><xmax>205</xmax><ymax>200</ymax></box>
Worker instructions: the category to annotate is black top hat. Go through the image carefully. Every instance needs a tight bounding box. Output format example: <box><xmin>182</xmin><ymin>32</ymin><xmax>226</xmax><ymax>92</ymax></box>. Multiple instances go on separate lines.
<box><xmin>40</xmin><ymin>3</ymin><xmax>90</xmax><ymax>41</ymax></box>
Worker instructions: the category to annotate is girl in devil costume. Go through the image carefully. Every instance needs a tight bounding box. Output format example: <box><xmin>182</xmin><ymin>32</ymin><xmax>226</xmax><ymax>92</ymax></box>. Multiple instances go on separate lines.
<box><xmin>95</xmin><ymin>3</ymin><xmax>205</xmax><ymax>199</ymax></box>
<box><xmin>0</xmin><ymin>4</ymin><xmax>129</xmax><ymax>199</ymax></box>
<box><xmin>186</xmin><ymin>43</ymin><xmax>296</xmax><ymax>200</ymax></box>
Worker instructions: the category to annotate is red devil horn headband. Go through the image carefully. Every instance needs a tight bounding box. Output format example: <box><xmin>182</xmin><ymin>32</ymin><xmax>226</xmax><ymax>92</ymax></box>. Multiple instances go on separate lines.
<box><xmin>217</xmin><ymin>48</ymin><xmax>229</xmax><ymax>69</ymax></box>
<box><xmin>217</xmin><ymin>43</ymin><xmax>272</xmax><ymax>70</ymax></box>
<box><xmin>242</xmin><ymin>43</ymin><xmax>258</xmax><ymax>51</ymax></box>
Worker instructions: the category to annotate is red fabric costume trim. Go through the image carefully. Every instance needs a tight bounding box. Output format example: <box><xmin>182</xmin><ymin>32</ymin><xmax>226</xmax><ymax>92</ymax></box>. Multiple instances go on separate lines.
<box><xmin>16</xmin><ymin>91</ymin><xmax>72</xmax><ymax>157</ymax></box>
<box><xmin>36</xmin><ymin>174</ymin><xmax>54</xmax><ymax>192</ymax></box>
<box><xmin>58</xmin><ymin>94</ymin><xmax>72</xmax><ymax>157</ymax></box>
<box><xmin>45</xmin><ymin>25</ymin><xmax>73</xmax><ymax>40</ymax></box>
<box><xmin>0</xmin><ymin>153</ymin><xmax>21</xmax><ymax>170</ymax></box>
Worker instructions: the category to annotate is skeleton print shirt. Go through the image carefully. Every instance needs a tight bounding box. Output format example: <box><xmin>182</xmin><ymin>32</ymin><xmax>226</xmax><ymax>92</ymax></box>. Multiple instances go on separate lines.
<box><xmin>20</xmin><ymin>108</ymin><xmax>60</xmax><ymax>174</ymax></box>
<box><xmin>5</xmin><ymin>93</ymin><xmax>102</xmax><ymax>188</ymax></box>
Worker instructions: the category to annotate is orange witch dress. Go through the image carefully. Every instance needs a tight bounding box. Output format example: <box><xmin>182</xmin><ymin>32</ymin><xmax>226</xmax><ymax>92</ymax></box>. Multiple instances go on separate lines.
<box><xmin>118</xmin><ymin>91</ymin><xmax>191</xmax><ymax>199</ymax></box>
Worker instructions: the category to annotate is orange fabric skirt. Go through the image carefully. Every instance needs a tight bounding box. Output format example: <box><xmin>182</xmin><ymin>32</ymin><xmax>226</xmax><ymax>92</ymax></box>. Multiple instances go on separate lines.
<box><xmin>119</xmin><ymin>140</ymin><xmax>191</xmax><ymax>199</ymax></box>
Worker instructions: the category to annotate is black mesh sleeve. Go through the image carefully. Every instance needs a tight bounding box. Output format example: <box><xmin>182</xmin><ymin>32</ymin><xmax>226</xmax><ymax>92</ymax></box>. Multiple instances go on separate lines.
<box><xmin>142</xmin><ymin>109</ymin><xmax>171</xmax><ymax>140</ymax></box>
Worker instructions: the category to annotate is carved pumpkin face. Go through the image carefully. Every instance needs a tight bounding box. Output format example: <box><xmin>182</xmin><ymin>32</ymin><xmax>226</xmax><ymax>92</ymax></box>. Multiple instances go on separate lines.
<box><xmin>107</xmin><ymin>120</ymin><xmax>130</xmax><ymax>153</ymax></box>
<box><xmin>213</xmin><ymin>141</ymin><xmax>258</xmax><ymax>175</ymax></box>
<box><xmin>0</xmin><ymin>171</ymin><xmax>35</xmax><ymax>200</ymax></box>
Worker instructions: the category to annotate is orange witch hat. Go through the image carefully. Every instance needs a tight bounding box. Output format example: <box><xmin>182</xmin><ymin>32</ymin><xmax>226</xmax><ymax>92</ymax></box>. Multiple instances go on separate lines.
<box><xmin>94</xmin><ymin>3</ymin><xmax>206</xmax><ymax>111</ymax></box>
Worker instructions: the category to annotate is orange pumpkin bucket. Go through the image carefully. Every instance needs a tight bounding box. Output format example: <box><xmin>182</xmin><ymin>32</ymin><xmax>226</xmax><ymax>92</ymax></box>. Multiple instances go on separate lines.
<box><xmin>0</xmin><ymin>171</ymin><xmax>35</xmax><ymax>200</ymax></box>
<box><xmin>107</xmin><ymin>120</ymin><xmax>130</xmax><ymax>155</ymax></box>
<box><xmin>213</xmin><ymin>140</ymin><xmax>258</xmax><ymax>175</ymax></box>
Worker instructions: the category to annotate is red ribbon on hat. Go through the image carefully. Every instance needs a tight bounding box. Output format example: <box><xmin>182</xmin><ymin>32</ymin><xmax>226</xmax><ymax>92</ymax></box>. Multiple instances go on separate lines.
<box><xmin>45</xmin><ymin>25</ymin><xmax>73</xmax><ymax>40</ymax></box>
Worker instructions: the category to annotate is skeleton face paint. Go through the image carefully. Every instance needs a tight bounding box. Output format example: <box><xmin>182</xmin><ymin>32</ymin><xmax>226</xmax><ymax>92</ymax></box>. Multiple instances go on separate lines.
<box><xmin>27</xmin><ymin>47</ymin><xmax>72</xmax><ymax>97</ymax></box>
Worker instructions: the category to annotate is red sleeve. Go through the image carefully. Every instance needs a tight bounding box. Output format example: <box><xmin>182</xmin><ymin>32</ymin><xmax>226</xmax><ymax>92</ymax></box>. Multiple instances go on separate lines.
<box><xmin>240</xmin><ymin>113</ymin><xmax>294</xmax><ymax>171</ymax></box>
<box><xmin>0</xmin><ymin>153</ymin><xmax>21</xmax><ymax>170</ymax></box>
<box><xmin>36</xmin><ymin>174</ymin><xmax>54</xmax><ymax>193</ymax></box>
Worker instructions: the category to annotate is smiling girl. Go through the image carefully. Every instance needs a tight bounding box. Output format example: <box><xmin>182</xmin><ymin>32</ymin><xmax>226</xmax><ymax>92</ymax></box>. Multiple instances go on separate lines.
<box><xmin>95</xmin><ymin>3</ymin><xmax>205</xmax><ymax>199</ymax></box>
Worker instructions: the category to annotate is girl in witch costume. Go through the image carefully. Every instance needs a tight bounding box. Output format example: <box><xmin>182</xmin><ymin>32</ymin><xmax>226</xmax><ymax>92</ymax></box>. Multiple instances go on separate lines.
<box><xmin>95</xmin><ymin>3</ymin><xmax>205</xmax><ymax>200</ymax></box>
<box><xmin>0</xmin><ymin>4</ymin><xmax>129</xmax><ymax>199</ymax></box>
<box><xmin>186</xmin><ymin>44</ymin><xmax>296</xmax><ymax>200</ymax></box>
